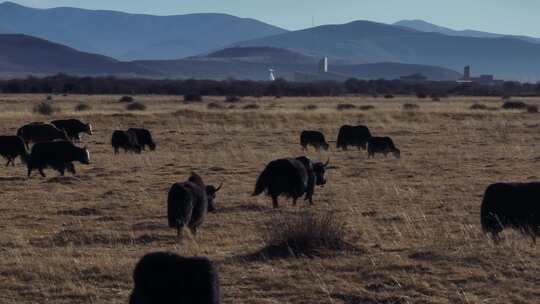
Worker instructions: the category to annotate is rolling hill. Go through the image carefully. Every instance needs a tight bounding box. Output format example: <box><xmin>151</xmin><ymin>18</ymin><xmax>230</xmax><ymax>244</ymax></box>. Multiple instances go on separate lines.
<box><xmin>395</xmin><ymin>20</ymin><xmax>540</xmax><ymax>44</ymax></box>
<box><xmin>235</xmin><ymin>20</ymin><xmax>540</xmax><ymax>80</ymax></box>
<box><xmin>0</xmin><ymin>1</ymin><xmax>287</xmax><ymax>60</ymax></box>
<box><xmin>0</xmin><ymin>34</ymin><xmax>155</xmax><ymax>77</ymax></box>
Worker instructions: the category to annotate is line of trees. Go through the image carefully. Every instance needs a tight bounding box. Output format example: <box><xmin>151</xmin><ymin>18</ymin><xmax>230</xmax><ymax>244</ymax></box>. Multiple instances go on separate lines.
<box><xmin>1</xmin><ymin>74</ymin><xmax>540</xmax><ymax>97</ymax></box>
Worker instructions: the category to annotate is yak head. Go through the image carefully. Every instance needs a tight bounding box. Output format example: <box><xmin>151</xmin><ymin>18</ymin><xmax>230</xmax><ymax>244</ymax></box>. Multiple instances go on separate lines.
<box><xmin>205</xmin><ymin>183</ymin><xmax>223</xmax><ymax>212</ymax></box>
<box><xmin>148</xmin><ymin>140</ymin><xmax>156</xmax><ymax>151</ymax></box>
<box><xmin>313</xmin><ymin>158</ymin><xmax>329</xmax><ymax>186</ymax></box>
<box><xmin>86</xmin><ymin>123</ymin><xmax>93</xmax><ymax>135</ymax></box>
<box><xmin>80</xmin><ymin>147</ymin><xmax>90</xmax><ymax>164</ymax></box>
<box><xmin>392</xmin><ymin>148</ymin><xmax>401</xmax><ymax>159</ymax></box>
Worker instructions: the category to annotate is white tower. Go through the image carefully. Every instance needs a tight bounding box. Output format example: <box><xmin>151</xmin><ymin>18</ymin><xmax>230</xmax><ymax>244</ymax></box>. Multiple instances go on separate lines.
<box><xmin>268</xmin><ymin>68</ymin><xmax>276</xmax><ymax>81</ymax></box>
<box><xmin>319</xmin><ymin>57</ymin><xmax>328</xmax><ymax>73</ymax></box>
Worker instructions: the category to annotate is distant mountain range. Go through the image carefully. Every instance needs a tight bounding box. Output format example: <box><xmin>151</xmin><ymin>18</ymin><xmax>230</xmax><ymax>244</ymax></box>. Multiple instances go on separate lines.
<box><xmin>0</xmin><ymin>1</ymin><xmax>286</xmax><ymax>60</ymax></box>
<box><xmin>2</xmin><ymin>1</ymin><xmax>540</xmax><ymax>81</ymax></box>
<box><xmin>0</xmin><ymin>34</ymin><xmax>154</xmax><ymax>78</ymax></box>
<box><xmin>236</xmin><ymin>20</ymin><xmax>540</xmax><ymax>80</ymax></box>
<box><xmin>395</xmin><ymin>20</ymin><xmax>540</xmax><ymax>45</ymax></box>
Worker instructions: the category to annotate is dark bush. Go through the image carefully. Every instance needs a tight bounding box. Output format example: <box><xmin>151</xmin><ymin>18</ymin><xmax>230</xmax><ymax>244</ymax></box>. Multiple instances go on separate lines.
<box><xmin>337</xmin><ymin>103</ymin><xmax>356</xmax><ymax>110</ymax></box>
<box><xmin>119</xmin><ymin>96</ymin><xmax>134</xmax><ymax>103</ymax></box>
<box><xmin>259</xmin><ymin>211</ymin><xmax>351</xmax><ymax>258</ymax></box>
<box><xmin>225</xmin><ymin>95</ymin><xmax>241</xmax><ymax>103</ymax></box>
<box><xmin>33</xmin><ymin>102</ymin><xmax>60</xmax><ymax>115</ymax></box>
<box><xmin>74</xmin><ymin>102</ymin><xmax>91</xmax><ymax>111</ymax></box>
<box><xmin>502</xmin><ymin>100</ymin><xmax>528</xmax><ymax>110</ymax></box>
<box><xmin>46</xmin><ymin>95</ymin><xmax>53</xmax><ymax>101</ymax></box>
<box><xmin>126</xmin><ymin>102</ymin><xmax>147</xmax><ymax>111</ymax></box>
<box><xmin>359</xmin><ymin>105</ymin><xmax>375</xmax><ymax>111</ymax></box>
<box><xmin>526</xmin><ymin>105</ymin><xmax>538</xmax><ymax>113</ymax></box>
<box><xmin>184</xmin><ymin>94</ymin><xmax>203</xmax><ymax>102</ymax></box>
<box><xmin>403</xmin><ymin>103</ymin><xmax>420</xmax><ymax>110</ymax></box>
<box><xmin>303</xmin><ymin>104</ymin><xmax>319</xmax><ymax>111</ymax></box>
<box><xmin>416</xmin><ymin>92</ymin><xmax>427</xmax><ymax>99</ymax></box>
<box><xmin>470</xmin><ymin>103</ymin><xmax>488</xmax><ymax>110</ymax></box>
<box><xmin>242</xmin><ymin>104</ymin><xmax>259</xmax><ymax>110</ymax></box>
<box><xmin>207</xmin><ymin>102</ymin><xmax>225</xmax><ymax>110</ymax></box>
<box><xmin>384</xmin><ymin>94</ymin><xmax>394</xmax><ymax>99</ymax></box>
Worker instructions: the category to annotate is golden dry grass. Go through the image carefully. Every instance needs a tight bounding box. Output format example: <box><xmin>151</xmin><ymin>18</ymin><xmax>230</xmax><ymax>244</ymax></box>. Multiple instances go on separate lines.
<box><xmin>0</xmin><ymin>94</ymin><xmax>539</xmax><ymax>303</ymax></box>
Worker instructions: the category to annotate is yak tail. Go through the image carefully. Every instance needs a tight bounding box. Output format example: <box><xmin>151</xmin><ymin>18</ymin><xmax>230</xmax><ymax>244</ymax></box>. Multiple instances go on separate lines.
<box><xmin>252</xmin><ymin>167</ymin><xmax>271</xmax><ymax>196</ymax></box>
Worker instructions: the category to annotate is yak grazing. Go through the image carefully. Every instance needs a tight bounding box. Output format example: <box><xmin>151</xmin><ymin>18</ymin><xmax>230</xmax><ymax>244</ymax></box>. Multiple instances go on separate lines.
<box><xmin>27</xmin><ymin>141</ymin><xmax>89</xmax><ymax>177</ymax></box>
<box><xmin>336</xmin><ymin>125</ymin><xmax>372</xmax><ymax>150</ymax></box>
<box><xmin>17</xmin><ymin>123</ymin><xmax>69</xmax><ymax>146</ymax></box>
<box><xmin>481</xmin><ymin>182</ymin><xmax>540</xmax><ymax>243</ymax></box>
<box><xmin>167</xmin><ymin>172</ymin><xmax>222</xmax><ymax>236</ymax></box>
<box><xmin>0</xmin><ymin>136</ymin><xmax>30</xmax><ymax>166</ymax></box>
<box><xmin>51</xmin><ymin>119</ymin><xmax>93</xmax><ymax>142</ymax></box>
<box><xmin>253</xmin><ymin>156</ymin><xmax>329</xmax><ymax>208</ymax></box>
<box><xmin>129</xmin><ymin>252</ymin><xmax>220</xmax><ymax>304</ymax></box>
<box><xmin>111</xmin><ymin>130</ymin><xmax>142</xmax><ymax>154</ymax></box>
<box><xmin>367</xmin><ymin>136</ymin><xmax>401</xmax><ymax>159</ymax></box>
<box><xmin>300</xmin><ymin>130</ymin><xmax>329</xmax><ymax>151</ymax></box>
<box><xmin>127</xmin><ymin>128</ymin><xmax>156</xmax><ymax>151</ymax></box>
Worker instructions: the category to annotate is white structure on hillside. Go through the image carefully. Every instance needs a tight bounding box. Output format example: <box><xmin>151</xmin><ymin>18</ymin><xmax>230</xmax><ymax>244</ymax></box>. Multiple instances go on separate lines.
<box><xmin>319</xmin><ymin>57</ymin><xmax>328</xmax><ymax>73</ymax></box>
<box><xmin>268</xmin><ymin>68</ymin><xmax>276</xmax><ymax>81</ymax></box>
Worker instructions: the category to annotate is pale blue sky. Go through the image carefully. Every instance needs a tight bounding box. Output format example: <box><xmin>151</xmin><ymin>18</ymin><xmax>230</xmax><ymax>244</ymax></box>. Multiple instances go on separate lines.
<box><xmin>10</xmin><ymin>0</ymin><xmax>540</xmax><ymax>36</ymax></box>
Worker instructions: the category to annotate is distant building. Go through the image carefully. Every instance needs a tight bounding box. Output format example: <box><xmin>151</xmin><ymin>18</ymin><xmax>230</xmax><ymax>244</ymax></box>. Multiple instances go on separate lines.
<box><xmin>295</xmin><ymin>56</ymin><xmax>351</xmax><ymax>82</ymax></box>
<box><xmin>400</xmin><ymin>73</ymin><xmax>427</xmax><ymax>83</ymax></box>
<box><xmin>457</xmin><ymin>65</ymin><xmax>503</xmax><ymax>86</ymax></box>
<box><xmin>319</xmin><ymin>57</ymin><xmax>328</xmax><ymax>73</ymax></box>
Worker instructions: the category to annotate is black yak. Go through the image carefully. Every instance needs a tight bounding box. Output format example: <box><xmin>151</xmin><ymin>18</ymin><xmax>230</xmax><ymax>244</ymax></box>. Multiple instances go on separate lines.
<box><xmin>16</xmin><ymin>123</ymin><xmax>69</xmax><ymax>146</ymax></box>
<box><xmin>336</xmin><ymin>125</ymin><xmax>372</xmax><ymax>150</ymax></box>
<box><xmin>127</xmin><ymin>128</ymin><xmax>156</xmax><ymax>151</ymax></box>
<box><xmin>129</xmin><ymin>252</ymin><xmax>220</xmax><ymax>304</ymax></box>
<box><xmin>111</xmin><ymin>130</ymin><xmax>142</xmax><ymax>154</ymax></box>
<box><xmin>27</xmin><ymin>141</ymin><xmax>90</xmax><ymax>177</ymax></box>
<box><xmin>167</xmin><ymin>172</ymin><xmax>222</xmax><ymax>236</ymax></box>
<box><xmin>300</xmin><ymin>130</ymin><xmax>329</xmax><ymax>151</ymax></box>
<box><xmin>367</xmin><ymin>136</ymin><xmax>400</xmax><ymax>159</ymax></box>
<box><xmin>51</xmin><ymin>119</ymin><xmax>93</xmax><ymax>142</ymax></box>
<box><xmin>0</xmin><ymin>136</ymin><xmax>30</xmax><ymax>166</ymax></box>
<box><xmin>481</xmin><ymin>183</ymin><xmax>540</xmax><ymax>243</ymax></box>
<box><xmin>253</xmin><ymin>156</ymin><xmax>329</xmax><ymax>208</ymax></box>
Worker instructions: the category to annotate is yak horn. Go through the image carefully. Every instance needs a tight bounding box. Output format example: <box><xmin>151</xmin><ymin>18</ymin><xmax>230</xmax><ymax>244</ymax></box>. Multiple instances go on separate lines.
<box><xmin>324</xmin><ymin>158</ymin><xmax>330</xmax><ymax>167</ymax></box>
<box><xmin>215</xmin><ymin>183</ymin><xmax>223</xmax><ymax>192</ymax></box>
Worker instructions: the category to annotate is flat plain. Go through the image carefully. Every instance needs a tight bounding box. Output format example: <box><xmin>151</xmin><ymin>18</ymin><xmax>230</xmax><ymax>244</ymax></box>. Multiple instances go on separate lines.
<box><xmin>0</xmin><ymin>94</ymin><xmax>539</xmax><ymax>304</ymax></box>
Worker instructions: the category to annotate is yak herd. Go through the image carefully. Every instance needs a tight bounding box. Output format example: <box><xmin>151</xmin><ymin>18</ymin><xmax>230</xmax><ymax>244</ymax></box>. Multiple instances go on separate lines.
<box><xmin>0</xmin><ymin>115</ymin><xmax>538</xmax><ymax>303</ymax></box>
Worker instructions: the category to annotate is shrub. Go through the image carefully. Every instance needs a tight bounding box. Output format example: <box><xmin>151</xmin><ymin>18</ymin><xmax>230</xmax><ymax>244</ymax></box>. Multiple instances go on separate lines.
<box><xmin>33</xmin><ymin>102</ymin><xmax>60</xmax><ymax>115</ymax></box>
<box><xmin>303</xmin><ymin>104</ymin><xmax>319</xmax><ymax>111</ymax></box>
<box><xmin>384</xmin><ymin>94</ymin><xmax>394</xmax><ymax>99</ymax></box>
<box><xmin>527</xmin><ymin>105</ymin><xmax>539</xmax><ymax>113</ymax></box>
<box><xmin>74</xmin><ymin>102</ymin><xmax>91</xmax><ymax>112</ymax></box>
<box><xmin>403</xmin><ymin>103</ymin><xmax>419</xmax><ymax>110</ymax></box>
<box><xmin>359</xmin><ymin>105</ymin><xmax>375</xmax><ymax>111</ymax></box>
<box><xmin>337</xmin><ymin>103</ymin><xmax>356</xmax><ymax>110</ymax></box>
<box><xmin>207</xmin><ymin>102</ymin><xmax>225</xmax><ymax>110</ymax></box>
<box><xmin>416</xmin><ymin>92</ymin><xmax>427</xmax><ymax>99</ymax></box>
<box><xmin>470</xmin><ymin>103</ymin><xmax>488</xmax><ymax>110</ymax></box>
<box><xmin>46</xmin><ymin>95</ymin><xmax>53</xmax><ymax>101</ymax></box>
<box><xmin>260</xmin><ymin>211</ymin><xmax>350</xmax><ymax>258</ymax></box>
<box><xmin>225</xmin><ymin>95</ymin><xmax>241</xmax><ymax>103</ymax></box>
<box><xmin>502</xmin><ymin>100</ymin><xmax>528</xmax><ymax>110</ymax></box>
<box><xmin>242</xmin><ymin>104</ymin><xmax>259</xmax><ymax>110</ymax></box>
<box><xmin>126</xmin><ymin>102</ymin><xmax>146</xmax><ymax>111</ymax></box>
<box><xmin>184</xmin><ymin>94</ymin><xmax>203</xmax><ymax>102</ymax></box>
<box><xmin>119</xmin><ymin>96</ymin><xmax>134</xmax><ymax>103</ymax></box>
<box><xmin>432</xmin><ymin>97</ymin><xmax>441</xmax><ymax>102</ymax></box>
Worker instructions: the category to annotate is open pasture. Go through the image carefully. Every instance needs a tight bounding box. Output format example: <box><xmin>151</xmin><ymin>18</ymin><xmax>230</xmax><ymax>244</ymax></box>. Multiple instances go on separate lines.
<box><xmin>0</xmin><ymin>94</ymin><xmax>539</xmax><ymax>304</ymax></box>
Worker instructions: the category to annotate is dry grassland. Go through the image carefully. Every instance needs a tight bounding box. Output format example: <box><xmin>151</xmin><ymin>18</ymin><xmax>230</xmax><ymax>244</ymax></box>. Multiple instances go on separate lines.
<box><xmin>0</xmin><ymin>94</ymin><xmax>539</xmax><ymax>304</ymax></box>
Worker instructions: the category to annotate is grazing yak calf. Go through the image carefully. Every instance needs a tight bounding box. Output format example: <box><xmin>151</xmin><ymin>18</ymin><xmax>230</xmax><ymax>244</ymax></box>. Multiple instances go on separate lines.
<box><xmin>481</xmin><ymin>183</ymin><xmax>540</xmax><ymax>243</ymax></box>
<box><xmin>300</xmin><ymin>130</ymin><xmax>329</xmax><ymax>151</ymax></box>
<box><xmin>253</xmin><ymin>156</ymin><xmax>329</xmax><ymax>208</ymax></box>
<box><xmin>128</xmin><ymin>128</ymin><xmax>156</xmax><ymax>151</ymax></box>
<box><xmin>337</xmin><ymin>125</ymin><xmax>372</xmax><ymax>150</ymax></box>
<box><xmin>367</xmin><ymin>136</ymin><xmax>401</xmax><ymax>159</ymax></box>
<box><xmin>51</xmin><ymin>119</ymin><xmax>93</xmax><ymax>142</ymax></box>
<box><xmin>0</xmin><ymin>136</ymin><xmax>29</xmax><ymax>166</ymax></box>
<box><xmin>17</xmin><ymin>123</ymin><xmax>69</xmax><ymax>146</ymax></box>
<box><xmin>129</xmin><ymin>252</ymin><xmax>220</xmax><ymax>304</ymax></box>
<box><xmin>111</xmin><ymin>130</ymin><xmax>142</xmax><ymax>154</ymax></box>
<box><xmin>167</xmin><ymin>172</ymin><xmax>222</xmax><ymax>236</ymax></box>
<box><xmin>27</xmin><ymin>141</ymin><xmax>90</xmax><ymax>177</ymax></box>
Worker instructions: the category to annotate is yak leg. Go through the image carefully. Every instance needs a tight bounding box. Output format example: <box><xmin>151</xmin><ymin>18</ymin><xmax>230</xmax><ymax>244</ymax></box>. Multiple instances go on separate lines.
<box><xmin>38</xmin><ymin>168</ymin><xmax>46</xmax><ymax>177</ymax></box>
<box><xmin>5</xmin><ymin>158</ymin><xmax>11</xmax><ymax>167</ymax></box>
<box><xmin>271</xmin><ymin>195</ymin><xmax>279</xmax><ymax>209</ymax></box>
<box><xmin>176</xmin><ymin>222</ymin><xmax>182</xmax><ymax>238</ymax></box>
<box><xmin>190</xmin><ymin>226</ymin><xmax>197</xmax><ymax>236</ymax></box>
<box><xmin>27</xmin><ymin>167</ymin><xmax>33</xmax><ymax>178</ymax></box>
<box><xmin>292</xmin><ymin>197</ymin><xmax>298</xmax><ymax>206</ymax></box>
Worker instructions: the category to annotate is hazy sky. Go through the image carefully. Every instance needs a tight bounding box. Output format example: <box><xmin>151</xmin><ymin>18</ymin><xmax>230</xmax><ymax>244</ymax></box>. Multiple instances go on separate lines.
<box><xmin>10</xmin><ymin>0</ymin><xmax>540</xmax><ymax>36</ymax></box>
